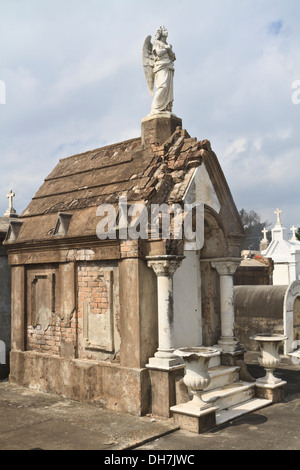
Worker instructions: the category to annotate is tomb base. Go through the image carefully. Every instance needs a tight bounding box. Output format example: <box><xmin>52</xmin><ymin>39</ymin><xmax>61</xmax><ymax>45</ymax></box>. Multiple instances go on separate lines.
<box><xmin>9</xmin><ymin>350</ymin><xmax>150</xmax><ymax>416</ymax></box>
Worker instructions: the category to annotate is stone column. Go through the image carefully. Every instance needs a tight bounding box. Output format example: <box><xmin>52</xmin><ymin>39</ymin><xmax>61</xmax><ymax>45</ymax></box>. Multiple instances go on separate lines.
<box><xmin>211</xmin><ymin>259</ymin><xmax>241</xmax><ymax>354</ymax></box>
<box><xmin>146</xmin><ymin>255</ymin><xmax>184</xmax><ymax>369</ymax></box>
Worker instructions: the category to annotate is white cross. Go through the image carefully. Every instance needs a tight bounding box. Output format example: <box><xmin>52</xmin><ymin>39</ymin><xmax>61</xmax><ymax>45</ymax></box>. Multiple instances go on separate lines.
<box><xmin>274</xmin><ymin>208</ymin><xmax>282</xmax><ymax>225</ymax></box>
<box><xmin>290</xmin><ymin>225</ymin><xmax>297</xmax><ymax>241</ymax></box>
<box><xmin>261</xmin><ymin>227</ymin><xmax>268</xmax><ymax>241</ymax></box>
<box><xmin>6</xmin><ymin>189</ymin><xmax>15</xmax><ymax>210</ymax></box>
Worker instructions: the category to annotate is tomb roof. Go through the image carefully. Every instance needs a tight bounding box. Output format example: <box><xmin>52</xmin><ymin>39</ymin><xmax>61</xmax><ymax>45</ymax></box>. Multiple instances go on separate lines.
<box><xmin>6</xmin><ymin>119</ymin><xmax>244</xmax><ymax>244</ymax></box>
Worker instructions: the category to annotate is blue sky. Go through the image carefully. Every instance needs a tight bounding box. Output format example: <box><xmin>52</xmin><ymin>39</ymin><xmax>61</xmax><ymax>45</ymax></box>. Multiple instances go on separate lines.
<box><xmin>0</xmin><ymin>0</ymin><xmax>299</xmax><ymax>235</ymax></box>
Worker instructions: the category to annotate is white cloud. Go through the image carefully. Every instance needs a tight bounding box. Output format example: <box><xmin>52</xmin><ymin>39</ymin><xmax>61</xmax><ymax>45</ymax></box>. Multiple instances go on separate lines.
<box><xmin>224</xmin><ymin>138</ymin><xmax>248</xmax><ymax>159</ymax></box>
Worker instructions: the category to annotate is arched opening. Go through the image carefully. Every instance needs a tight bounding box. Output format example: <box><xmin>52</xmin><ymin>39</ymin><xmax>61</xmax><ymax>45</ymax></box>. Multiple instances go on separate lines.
<box><xmin>200</xmin><ymin>208</ymin><xmax>227</xmax><ymax>346</ymax></box>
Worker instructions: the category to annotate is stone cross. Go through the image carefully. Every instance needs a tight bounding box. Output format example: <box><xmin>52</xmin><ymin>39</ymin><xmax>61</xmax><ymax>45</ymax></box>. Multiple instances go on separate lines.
<box><xmin>274</xmin><ymin>208</ymin><xmax>282</xmax><ymax>226</ymax></box>
<box><xmin>4</xmin><ymin>189</ymin><xmax>17</xmax><ymax>217</ymax></box>
<box><xmin>261</xmin><ymin>227</ymin><xmax>268</xmax><ymax>241</ymax></box>
<box><xmin>7</xmin><ymin>189</ymin><xmax>15</xmax><ymax>210</ymax></box>
<box><xmin>290</xmin><ymin>225</ymin><xmax>297</xmax><ymax>241</ymax></box>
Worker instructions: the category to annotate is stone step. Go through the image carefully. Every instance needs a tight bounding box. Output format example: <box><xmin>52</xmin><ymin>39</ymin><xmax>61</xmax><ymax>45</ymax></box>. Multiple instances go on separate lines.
<box><xmin>202</xmin><ymin>381</ymin><xmax>255</xmax><ymax>410</ymax></box>
<box><xmin>208</xmin><ymin>353</ymin><xmax>221</xmax><ymax>368</ymax></box>
<box><xmin>215</xmin><ymin>398</ymin><xmax>272</xmax><ymax>425</ymax></box>
<box><xmin>207</xmin><ymin>365</ymin><xmax>240</xmax><ymax>391</ymax></box>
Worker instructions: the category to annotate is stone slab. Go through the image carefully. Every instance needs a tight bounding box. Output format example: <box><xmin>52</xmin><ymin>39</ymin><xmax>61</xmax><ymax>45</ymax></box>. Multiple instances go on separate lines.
<box><xmin>202</xmin><ymin>381</ymin><xmax>255</xmax><ymax>409</ymax></box>
<box><xmin>215</xmin><ymin>397</ymin><xmax>272</xmax><ymax>425</ymax></box>
<box><xmin>0</xmin><ymin>382</ymin><xmax>178</xmax><ymax>450</ymax></box>
<box><xmin>206</xmin><ymin>365</ymin><xmax>240</xmax><ymax>390</ymax></box>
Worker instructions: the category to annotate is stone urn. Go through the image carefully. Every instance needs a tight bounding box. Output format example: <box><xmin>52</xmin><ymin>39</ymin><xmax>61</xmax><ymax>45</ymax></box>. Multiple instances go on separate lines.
<box><xmin>174</xmin><ymin>347</ymin><xmax>220</xmax><ymax>411</ymax></box>
<box><xmin>250</xmin><ymin>334</ymin><xmax>287</xmax><ymax>385</ymax></box>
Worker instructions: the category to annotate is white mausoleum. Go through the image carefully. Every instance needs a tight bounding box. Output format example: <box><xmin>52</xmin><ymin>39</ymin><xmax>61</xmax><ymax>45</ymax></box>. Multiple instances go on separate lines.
<box><xmin>262</xmin><ymin>209</ymin><xmax>300</xmax><ymax>285</ymax></box>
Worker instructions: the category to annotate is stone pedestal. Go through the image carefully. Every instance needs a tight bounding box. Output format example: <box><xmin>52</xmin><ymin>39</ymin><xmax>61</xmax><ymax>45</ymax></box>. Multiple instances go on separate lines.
<box><xmin>251</xmin><ymin>333</ymin><xmax>287</xmax><ymax>403</ymax></box>
<box><xmin>141</xmin><ymin>113</ymin><xmax>182</xmax><ymax>148</ymax></box>
<box><xmin>170</xmin><ymin>347</ymin><xmax>220</xmax><ymax>432</ymax></box>
<box><xmin>211</xmin><ymin>258</ymin><xmax>241</xmax><ymax>355</ymax></box>
<box><xmin>172</xmin><ymin>406</ymin><xmax>217</xmax><ymax>434</ymax></box>
<box><xmin>148</xmin><ymin>366</ymin><xmax>184</xmax><ymax>418</ymax></box>
<box><xmin>255</xmin><ymin>381</ymin><xmax>286</xmax><ymax>403</ymax></box>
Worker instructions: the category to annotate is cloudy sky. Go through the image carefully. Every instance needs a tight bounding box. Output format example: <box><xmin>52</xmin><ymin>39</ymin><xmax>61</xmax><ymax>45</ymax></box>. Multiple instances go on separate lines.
<box><xmin>0</xmin><ymin>0</ymin><xmax>299</xmax><ymax>236</ymax></box>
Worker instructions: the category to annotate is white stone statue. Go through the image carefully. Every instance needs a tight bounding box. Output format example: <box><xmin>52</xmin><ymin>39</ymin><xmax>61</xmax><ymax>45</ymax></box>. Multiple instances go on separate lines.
<box><xmin>142</xmin><ymin>26</ymin><xmax>176</xmax><ymax>116</ymax></box>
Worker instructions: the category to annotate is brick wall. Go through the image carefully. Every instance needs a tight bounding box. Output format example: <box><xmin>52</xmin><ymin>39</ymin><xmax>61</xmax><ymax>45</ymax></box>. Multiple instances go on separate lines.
<box><xmin>27</xmin><ymin>316</ymin><xmax>77</xmax><ymax>355</ymax></box>
<box><xmin>120</xmin><ymin>240</ymin><xmax>139</xmax><ymax>258</ymax></box>
<box><xmin>77</xmin><ymin>263</ymin><xmax>109</xmax><ymax>317</ymax></box>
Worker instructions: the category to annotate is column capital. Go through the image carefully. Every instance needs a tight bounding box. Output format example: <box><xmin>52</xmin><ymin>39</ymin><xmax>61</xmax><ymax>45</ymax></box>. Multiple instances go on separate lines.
<box><xmin>211</xmin><ymin>258</ymin><xmax>241</xmax><ymax>276</ymax></box>
<box><xmin>146</xmin><ymin>255</ymin><xmax>185</xmax><ymax>277</ymax></box>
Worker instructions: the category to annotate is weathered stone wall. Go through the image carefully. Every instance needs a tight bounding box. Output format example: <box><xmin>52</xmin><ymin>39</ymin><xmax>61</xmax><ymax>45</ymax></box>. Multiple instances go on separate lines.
<box><xmin>200</xmin><ymin>260</ymin><xmax>221</xmax><ymax>346</ymax></box>
<box><xmin>24</xmin><ymin>260</ymin><xmax>121</xmax><ymax>361</ymax></box>
<box><xmin>199</xmin><ymin>212</ymin><xmax>226</xmax><ymax>347</ymax></box>
<box><xmin>9</xmin><ymin>350</ymin><xmax>150</xmax><ymax>415</ymax></box>
<box><xmin>25</xmin><ymin>264</ymin><xmax>78</xmax><ymax>357</ymax></box>
<box><xmin>8</xmin><ymin>249</ymin><xmax>155</xmax><ymax>414</ymax></box>
<box><xmin>0</xmin><ymin>240</ymin><xmax>11</xmax><ymax>378</ymax></box>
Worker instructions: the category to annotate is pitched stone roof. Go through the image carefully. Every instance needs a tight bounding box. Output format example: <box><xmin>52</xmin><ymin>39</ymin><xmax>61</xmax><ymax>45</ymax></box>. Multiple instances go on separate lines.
<box><xmin>9</xmin><ymin>119</ymin><xmax>243</xmax><ymax>243</ymax></box>
<box><xmin>14</xmin><ymin>126</ymin><xmax>214</xmax><ymax>241</ymax></box>
<box><xmin>21</xmin><ymin>128</ymin><xmax>207</xmax><ymax>218</ymax></box>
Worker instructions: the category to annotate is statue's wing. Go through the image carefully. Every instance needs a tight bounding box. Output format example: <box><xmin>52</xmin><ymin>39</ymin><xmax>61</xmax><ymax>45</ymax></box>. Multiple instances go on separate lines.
<box><xmin>142</xmin><ymin>35</ymin><xmax>154</xmax><ymax>96</ymax></box>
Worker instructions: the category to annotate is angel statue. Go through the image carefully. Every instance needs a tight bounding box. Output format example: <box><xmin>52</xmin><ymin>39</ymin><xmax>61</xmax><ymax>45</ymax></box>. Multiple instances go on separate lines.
<box><xmin>142</xmin><ymin>26</ymin><xmax>176</xmax><ymax>116</ymax></box>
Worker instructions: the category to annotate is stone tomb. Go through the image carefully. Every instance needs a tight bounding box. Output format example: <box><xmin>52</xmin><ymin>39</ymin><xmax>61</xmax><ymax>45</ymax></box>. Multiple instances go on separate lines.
<box><xmin>5</xmin><ymin>114</ymin><xmax>279</xmax><ymax>428</ymax></box>
<box><xmin>0</xmin><ymin>224</ymin><xmax>10</xmax><ymax>378</ymax></box>
<box><xmin>233</xmin><ymin>209</ymin><xmax>300</xmax><ymax>359</ymax></box>
<box><xmin>0</xmin><ymin>191</ymin><xmax>19</xmax><ymax>378</ymax></box>
<box><xmin>234</xmin><ymin>281</ymin><xmax>300</xmax><ymax>356</ymax></box>
<box><xmin>262</xmin><ymin>209</ymin><xmax>300</xmax><ymax>285</ymax></box>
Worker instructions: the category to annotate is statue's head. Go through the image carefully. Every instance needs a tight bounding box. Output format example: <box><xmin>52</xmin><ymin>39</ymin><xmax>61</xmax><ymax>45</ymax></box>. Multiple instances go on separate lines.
<box><xmin>155</xmin><ymin>26</ymin><xmax>168</xmax><ymax>41</ymax></box>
